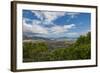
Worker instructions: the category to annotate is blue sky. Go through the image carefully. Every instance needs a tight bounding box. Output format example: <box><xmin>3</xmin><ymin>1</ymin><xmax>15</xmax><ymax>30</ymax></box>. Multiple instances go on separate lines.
<box><xmin>23</xmin><ymin>10</ymin><xmax>91</xmax><ymax>38</ymax></box>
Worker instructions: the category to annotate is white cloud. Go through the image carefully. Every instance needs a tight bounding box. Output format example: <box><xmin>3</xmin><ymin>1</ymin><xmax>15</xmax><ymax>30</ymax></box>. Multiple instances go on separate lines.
<box><xmin>32</xmin><ymin>24</ymin><xmax>48</xmax><ymax>34</ymax></box>
<box><xmin>23</xmin><ymin>21</ymin><xmax>75</xmax><ymax>35</ymax></box>
<box><xmin>23</xmin><ymin>18</ymin><xmax>48</xmax><ymax>34</ymax></box>
<box><xmin>28</xmin><ymin>11</ymin><xmax>80</xmax><ymax>27</ymax></box>
<box><xmin>66</xmin><ymin>12</ymin><xmax>80</xmax><ymax>19</ymax></box>
<box><xmin>42</xmin><ymin>11</ymin><xmax>66</xmax><ymax>23</ymax></box>
<box><xmin>32</xmin><ymin>20</ymin><xmax>41</xmax><ymax>25</ymax></box>
<box><xmin>23</xmin><ymin>18</ymin><xmax>76</xmax><ymax>36</ymax></box>
<box><xmin>31</xmin><ymin>11</ymin><xmax>43</xmax><ymax>20</ymax></box>
<box><xmin>64</xmin><ymin>24</ymin><xmax>75</xmax><ymax>29</ymax></box>
<box><xmin>23</xmin><ymin>19</ymin><xmax>32</xmax><ymax>32</ymax></box>
<box><xmin>31</xmin><ymin>11</ymin><xmax>66</xmax><ymax>25</ymax></box>
<box><xmin>51</xmin><ymin>26</ymin><xmax>66</xmax><ymax>33</ymax></box>
<box><xmin>51</xmin><ymin>24</ymin><xmax>75</xmax><ymax>34</ymax></box>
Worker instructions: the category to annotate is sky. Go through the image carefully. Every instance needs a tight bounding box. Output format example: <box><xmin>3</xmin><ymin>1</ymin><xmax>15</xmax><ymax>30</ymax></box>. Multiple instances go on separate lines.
<box><xmin>22</xmin><ymin>10</ymin><xmax>91</xmax><ymax>38</ymax></box>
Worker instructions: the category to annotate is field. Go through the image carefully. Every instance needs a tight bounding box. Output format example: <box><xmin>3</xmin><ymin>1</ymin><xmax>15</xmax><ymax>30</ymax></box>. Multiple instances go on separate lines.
<box><xmin>23</xmin><ymin>32</ymin><xmax>91</xmax><ymax>62</ymax></box>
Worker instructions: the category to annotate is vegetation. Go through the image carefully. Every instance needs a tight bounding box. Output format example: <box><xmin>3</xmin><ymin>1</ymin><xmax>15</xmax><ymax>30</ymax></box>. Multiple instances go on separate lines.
<box><xmin>23</xmin><ymin>32</ymin><xmax>91</xmax><ymax>62</ymax></box>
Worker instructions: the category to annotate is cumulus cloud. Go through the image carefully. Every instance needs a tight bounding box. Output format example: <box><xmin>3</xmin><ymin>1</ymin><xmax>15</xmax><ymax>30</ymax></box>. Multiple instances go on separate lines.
<box><xmin>32</xmin><ymin>20</ymin><xmax>41</xmax><ymax>25</ymax></box>
<box><xmin>28</xmin><ymin>11</ymin><xmax>80</xmax><ymax>22</ymax></box>
<box><xmin>64</xmin><ymin>24</ymin><xmax>75</xmax><ymax>29</ymax></box>
<box><xmin>51</xmin><ymin>26</ymin><xmax>65</xmax><ymax>33</ymax></box>
<box><xmin>23</xmin><ymin>19</ymin><xmax>32</xmax><ymax>32</ymax></box>
<box><xmin>31</xmin><ymin>23</ymin><xmax>48</xmax><ymax>34</ymax></box>
<box><xmin>51</xmin><ymin>24</ymin><xmax>75</xmax><ymax>33</ymax></box>
<box><xmin>66</xmin><ymin>12</ymin><xmax>80</xmax><ymax>19</ymax></box>
<box><xmin>23</xmin><ymin>18</ymin><xmax>48</xmax><ymax>34</ymax></box>
<box><xmin>23</xmin><ymin>18</ymin><xmax>76</xmax><ymax>35</ymax></box>
<box><xmin>31</xmin><ymin>11</ymin><xmax>43</xmax><ymax>20</ymax></box>
<box><xmin>23</xmin><ymin>11</ymin><xmax>77</xmax><ymax>37</ymax></box>
<box><xmin>42</xmin><ymin>11</ymin><xmax>66</xmax><ymax>23</ymax></box>
<box><xmin>31</xmin><ymin>11</ymin><xmax>66</xmax><ymax>25</ymax></box>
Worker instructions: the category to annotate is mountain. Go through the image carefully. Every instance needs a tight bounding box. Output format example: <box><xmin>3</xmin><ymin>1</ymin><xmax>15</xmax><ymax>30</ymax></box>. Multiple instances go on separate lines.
<box><xmin>23</xmin><ymin>34</ymin><xmax>77</xmax><ymax>41</ymax></box>
<box><xmin>54</xmin><ymin>37</ymin><xmax>77</xmax><ymax>41</ymax></box>
<box><xmin>23</xmin><ymin>35</ymin><xmax>50</xmax><ymax>40</ymax></box>
<box><xmin>23</xmin><ymin>35</ymin><xmax>30</xmax><ymax>40</ymax></box>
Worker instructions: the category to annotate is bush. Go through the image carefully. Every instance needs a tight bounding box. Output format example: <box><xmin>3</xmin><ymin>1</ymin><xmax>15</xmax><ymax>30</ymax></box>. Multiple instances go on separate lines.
<box><xmin>23</xmin><ymin>32</ymin><xmax>91</xmax><ymax>62</ymax></box>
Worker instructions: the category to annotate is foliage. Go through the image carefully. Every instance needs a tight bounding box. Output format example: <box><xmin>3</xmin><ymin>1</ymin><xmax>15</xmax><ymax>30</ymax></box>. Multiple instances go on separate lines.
<box><xmin>23</xmin><ymin>32</ymin><xmax>91</xmax><ymax>62</ymax></box>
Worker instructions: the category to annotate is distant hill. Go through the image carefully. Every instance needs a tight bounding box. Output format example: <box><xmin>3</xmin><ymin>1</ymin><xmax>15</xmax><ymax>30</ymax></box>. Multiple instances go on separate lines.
<box><xmin>23</xmin><ymin>35</ymin><xmax>77</xmax><ymax>41</ymax></box>
<box><xmin>23</xmin><ymin>35</ymin><xmax>30</xmax><ymax>40</ymax></box>
<box><xmin>23</xmin><ymin>35</ymin><xmax>50</xmax><ymax>40</ymax></box>
<box><xmin>55</xmin><ymin>37</ymin><xmax>77</xmax><ymax>41</ymax></box>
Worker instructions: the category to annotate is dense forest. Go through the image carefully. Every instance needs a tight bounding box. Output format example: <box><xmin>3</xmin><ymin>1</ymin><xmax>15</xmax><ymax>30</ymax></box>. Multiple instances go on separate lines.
<box><xmin>23</xmin><ymin>32</ymin><xmax>91</xmax><ymax>62</ymax></box>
